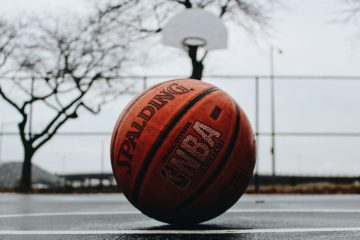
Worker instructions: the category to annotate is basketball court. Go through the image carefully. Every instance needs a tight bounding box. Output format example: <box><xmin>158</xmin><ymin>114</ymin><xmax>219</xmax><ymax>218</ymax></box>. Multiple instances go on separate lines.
<box><xmin>1</xmin><ymin>1</ymin><xmax>360</xmax><ymax>240</ymax></box>
<box><xmin>1</xmin><ymin>193</ymin><xmax>360</xmax><ymax>239</ymax></box>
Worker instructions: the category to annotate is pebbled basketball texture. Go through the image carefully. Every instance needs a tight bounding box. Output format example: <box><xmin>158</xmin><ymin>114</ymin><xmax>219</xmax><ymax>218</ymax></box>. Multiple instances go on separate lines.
<box><xmin>110</xmin><ymin>79</ymin><xmax>256</xmax><ymax>225</ymax></box>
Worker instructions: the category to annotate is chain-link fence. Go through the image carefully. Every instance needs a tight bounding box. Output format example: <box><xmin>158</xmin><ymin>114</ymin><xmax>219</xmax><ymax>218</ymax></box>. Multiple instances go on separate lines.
<box><xmin>1</xmin><ymin>75</ymin><xmax>360</xmax><ymax>177</ymax></box>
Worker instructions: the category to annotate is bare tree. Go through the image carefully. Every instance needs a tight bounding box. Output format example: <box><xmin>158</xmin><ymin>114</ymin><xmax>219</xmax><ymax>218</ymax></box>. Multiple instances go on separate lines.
<box><xmin>0</xmin><ymin>4</ymin><xmax>145</xmax><ymax>192</ymax></box>
<box><xmin>0</xmin><ymin>19</ymin><xmax>16</xmax><ymax>69</ymax></box>
<box><xmin>341</xmin><ymin>0</ymin><xmax>360</xmax><ymax>22</ymax></box>
<box><xmin>100</xmin><ymin>0</ymin><xmax>276</xmax><ymax>79</ymax></box>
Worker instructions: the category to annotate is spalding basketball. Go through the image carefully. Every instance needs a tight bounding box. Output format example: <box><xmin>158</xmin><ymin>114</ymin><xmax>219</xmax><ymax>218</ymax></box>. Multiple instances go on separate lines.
<box><xmin>110</xmin><ymin>79</ymin><xmax>255</xmax><ymax>224</ymax></box>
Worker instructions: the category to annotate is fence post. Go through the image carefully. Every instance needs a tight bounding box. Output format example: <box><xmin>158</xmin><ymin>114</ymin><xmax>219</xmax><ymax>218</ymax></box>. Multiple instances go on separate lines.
<box><xmin>254</xmin><ymin>76</ymin><xmax>260</xmax><ymax>192</ymax></box>
<box><xmin>270</xmin><ymin>73</ymin><xmax>276</xmax><ymax>180</ymax></box>
<box><xmin>143</xmin><ymin>76</ymin><xmax>147</xmax><ymax>90</ymax></box>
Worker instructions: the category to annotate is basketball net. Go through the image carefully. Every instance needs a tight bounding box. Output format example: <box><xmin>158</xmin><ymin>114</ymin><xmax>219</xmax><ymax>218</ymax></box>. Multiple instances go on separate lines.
<box><xmin>182</xmin><ymin>37</ymin><xmax>208</xmax><ymax>61</ymax></box>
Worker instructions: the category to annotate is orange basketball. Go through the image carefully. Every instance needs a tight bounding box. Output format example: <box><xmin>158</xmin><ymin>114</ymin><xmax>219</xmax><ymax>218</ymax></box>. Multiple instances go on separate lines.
<box><xmin>110</xmin><ymin>79</ymin><xmax>256</xmax><ymax>224</ymax></box>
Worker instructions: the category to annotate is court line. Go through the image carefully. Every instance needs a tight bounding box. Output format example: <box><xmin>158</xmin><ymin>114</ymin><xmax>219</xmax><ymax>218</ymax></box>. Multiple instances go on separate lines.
<box><xmin>0</xmin><ymin>211</ymin><xmax>139</xmax><ymax>218</ymax></box>
<box><xmin>1</xmin><ymin>227</ymin><xmax>360</xmax><ymax>235</ymax></box>
<box><xmin>228</xmin><ymin>209</ymin><xmax>360</xmax><ymax>213</ymax></box>
<box><xmin>1</xmin><ymin>209</ymin><xmax>360</xmax><ymax>218</ymax></box>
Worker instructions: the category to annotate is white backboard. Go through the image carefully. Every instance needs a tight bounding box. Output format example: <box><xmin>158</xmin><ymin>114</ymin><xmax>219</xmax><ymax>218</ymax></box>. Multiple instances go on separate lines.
<box><xmin>162</xmin><ymin>9</ymin><xmax>228</xmax><ymax>50</ymax></box>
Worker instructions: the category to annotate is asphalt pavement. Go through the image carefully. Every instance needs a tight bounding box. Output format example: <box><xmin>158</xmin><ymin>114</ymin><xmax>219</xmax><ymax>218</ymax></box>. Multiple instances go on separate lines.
<box><xmin>0</xmin><ymin>193</ymin><xmax>360</xmax><ymax>239</ymax></box>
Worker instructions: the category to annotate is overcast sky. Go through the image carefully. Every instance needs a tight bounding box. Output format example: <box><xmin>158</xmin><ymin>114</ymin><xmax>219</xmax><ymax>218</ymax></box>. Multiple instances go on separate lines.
<box><xmin>0</xmin><ymin>0</ymin><xmax>359</xmax><ymax>176</ymax></box>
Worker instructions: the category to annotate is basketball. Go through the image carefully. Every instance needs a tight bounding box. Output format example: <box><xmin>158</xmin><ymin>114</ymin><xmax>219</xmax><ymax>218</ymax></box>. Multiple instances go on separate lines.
<box><xmin>110</xmin><ymin>79</ymin><xmax>256</xmax><ymax>224</ymax></box>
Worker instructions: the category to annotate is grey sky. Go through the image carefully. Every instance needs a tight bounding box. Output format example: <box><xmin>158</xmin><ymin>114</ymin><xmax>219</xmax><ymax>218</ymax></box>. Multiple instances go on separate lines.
<box><xmin>0</xmin><ymin>0</ymin><xmax>359</xmax><ymax>176</ymax></box>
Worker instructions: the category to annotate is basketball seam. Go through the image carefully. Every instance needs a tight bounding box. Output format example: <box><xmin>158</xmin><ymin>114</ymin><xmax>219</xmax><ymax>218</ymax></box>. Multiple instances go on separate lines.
<box><xmin>165</xmin><ymin>100</ymin><xmax>241</xmax><ymax>216</ymax></box>
<box><xmin>132</xmin><ymin>87</ymin><xmax>220</xmax><ymax>206</ymax></box>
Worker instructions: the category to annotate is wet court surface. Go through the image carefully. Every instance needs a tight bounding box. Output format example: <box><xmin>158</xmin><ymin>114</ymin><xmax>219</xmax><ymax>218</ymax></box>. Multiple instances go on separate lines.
<box><xmin>0</xmin><ymin>194</ymin><xmax>360</xmax><ymax>239</ymax></box>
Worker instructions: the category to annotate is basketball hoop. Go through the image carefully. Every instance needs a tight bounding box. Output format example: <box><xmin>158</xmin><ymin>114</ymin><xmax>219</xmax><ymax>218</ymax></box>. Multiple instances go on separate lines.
<box><xmin>161</xmin><ymin>9</ymin><xmax>228</xmax><ymax>80</ymax></box>
<box><xmin>182</xmin><ymin>37</ymin><xmax>207</xmax><ymax>49</ymax></box>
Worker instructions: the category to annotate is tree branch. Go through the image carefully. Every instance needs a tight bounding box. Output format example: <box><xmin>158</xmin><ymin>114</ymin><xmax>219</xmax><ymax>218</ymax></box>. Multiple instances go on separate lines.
<box><xmin>174</xmin><ymin>0</ymin><xmax>192</xmax><ymax>8</ymax></box>
<box><xmin>0</xmin><ymin>86</ymin><xmax>24</xmax><ymax>115</ymax></box>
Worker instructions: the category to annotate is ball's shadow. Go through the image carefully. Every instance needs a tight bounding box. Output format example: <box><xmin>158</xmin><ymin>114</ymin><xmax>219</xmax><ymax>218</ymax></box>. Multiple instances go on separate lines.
<box><xmin>135</xmin><ymin>224</ymin><xmax>253</xmax><ymax>240</ymax></box>
<box><xmin>148</xmin><ymin>223</ymin><xmax>229</xmax><ymax>230</ymax></box>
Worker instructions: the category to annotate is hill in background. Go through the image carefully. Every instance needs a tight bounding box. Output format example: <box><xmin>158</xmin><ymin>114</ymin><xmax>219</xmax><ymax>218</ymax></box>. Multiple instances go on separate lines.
<box><xmin>0</xmin><ymin>162</ymin><xmax>63</xmax><ymax>189</ymax></box>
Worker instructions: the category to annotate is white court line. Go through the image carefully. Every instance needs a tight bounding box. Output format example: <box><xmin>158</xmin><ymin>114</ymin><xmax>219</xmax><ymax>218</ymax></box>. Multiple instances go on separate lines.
<box><xmin>1</xmin><ymin>209</ymin><xmax>360</xmax><ymax>218</ymax></box>
<box><xmin>1</xmin><ymin>228</ymin><xmax>360</xmax><ymax>235</ymax></box>
<box><xmin>228</xmin><ymin>209</ymin><xmax>360</xmax><ymax>213</ymax></box>
<box><xmin>0</xmin><ymin>211</ymin><xmax>139</xmax><ymax>218</ymax></box>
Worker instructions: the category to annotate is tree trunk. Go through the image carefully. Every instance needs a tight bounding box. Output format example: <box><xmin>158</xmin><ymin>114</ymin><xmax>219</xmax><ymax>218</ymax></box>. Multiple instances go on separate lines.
<box><xmin>18</xmin><ymin>146</ymin><xmax>34</xmax><ymax>193</ymax></box>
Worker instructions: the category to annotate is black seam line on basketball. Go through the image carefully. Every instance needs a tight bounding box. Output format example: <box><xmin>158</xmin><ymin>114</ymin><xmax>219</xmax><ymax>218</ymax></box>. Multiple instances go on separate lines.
<box><xmin>111</xmin><ymin>96</ymin><xmax>143</xmax><ymax>169</ymax></box>
<box><xmin>111</xmin><ymin>79</ymin><xmax>179</xmax><ymax>168</ymax></box>
<box><xmin>166</xmin><ymin>103</ymin><xmax>241</xmax><ymax>215</ymax></box>
<box><xmin>112</xmin><ymin>81</ymin><xmax>170</xmax><ymax>165</ymax></box>
<box><xmin>132</xmin><ymin>87</ymin><xmax>220</xmax><ymax>206</ymax></box>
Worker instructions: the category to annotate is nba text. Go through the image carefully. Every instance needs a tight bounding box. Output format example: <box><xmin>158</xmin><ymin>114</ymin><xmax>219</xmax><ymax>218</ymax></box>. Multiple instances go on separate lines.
<box><xmin>161</xmin><ymin>121</ymin><xmax>224</xmax><ymax>189</ymax></box>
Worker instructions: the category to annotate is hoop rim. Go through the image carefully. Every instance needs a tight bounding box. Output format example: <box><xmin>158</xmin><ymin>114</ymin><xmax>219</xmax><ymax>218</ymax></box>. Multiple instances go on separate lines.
<box><xmin>182</xmin><ymin>37</ymin><xmax>207</xmax><ymax>48</ymax></box>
